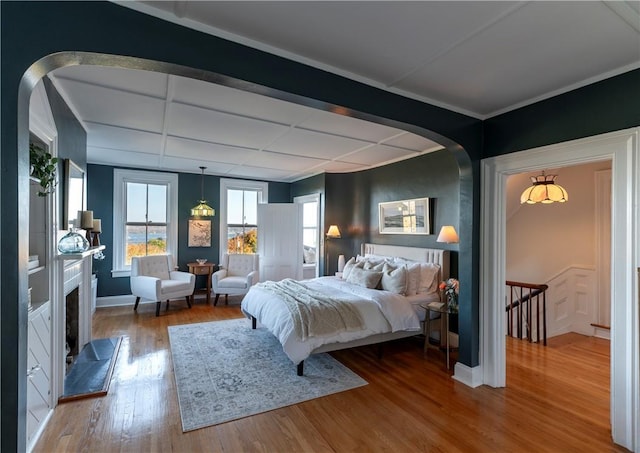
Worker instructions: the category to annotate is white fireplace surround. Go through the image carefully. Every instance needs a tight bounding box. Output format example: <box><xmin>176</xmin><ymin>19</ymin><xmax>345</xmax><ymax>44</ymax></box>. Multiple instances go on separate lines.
<box><xmin>52</xmin><ymin>245</ymin><xmax>105</xmax><ymax>402</ymax></box>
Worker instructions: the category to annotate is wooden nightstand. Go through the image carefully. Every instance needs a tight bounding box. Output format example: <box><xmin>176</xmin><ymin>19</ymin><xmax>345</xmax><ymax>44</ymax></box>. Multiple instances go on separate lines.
<box><xmin>187</xmin><ymin>262</ymin><xmax>216</xmax><ymax>304</ymax></box>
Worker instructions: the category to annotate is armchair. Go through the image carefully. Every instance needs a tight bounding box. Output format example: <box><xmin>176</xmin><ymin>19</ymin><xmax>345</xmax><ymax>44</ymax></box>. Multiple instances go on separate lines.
<box><xmin>212</xmin><ymin>253</ymin><xmax>259</xmax><ymax>305</ymax></box>
<box><xmin>131</xmin><ymin>255</ymin><xmax>195</xmax><ymax>316</ymax></box>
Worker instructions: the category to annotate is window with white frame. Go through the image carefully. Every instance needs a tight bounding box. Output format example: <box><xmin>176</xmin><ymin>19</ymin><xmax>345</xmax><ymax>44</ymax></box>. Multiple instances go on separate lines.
<box><xmin>219</xmin><ymin>178</ymin><xmax>268</xmax><ymax>259</ymax></box>
<box><xmin>112</xmin><ymin>169</ymin><xmax>178</xmax><ymax>277</ymax></box>
<box><xmin>294</xmin><ymin>193</ymin><xmax>320</xmax><ymax>266</ymax></box>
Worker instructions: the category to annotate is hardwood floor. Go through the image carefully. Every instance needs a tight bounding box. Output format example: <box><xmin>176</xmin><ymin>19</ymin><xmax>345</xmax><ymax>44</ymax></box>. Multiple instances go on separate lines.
<box><xmin>34</xmin><ymin>299</ymin><xmax>628</xmax><ymax>452</ymax></box>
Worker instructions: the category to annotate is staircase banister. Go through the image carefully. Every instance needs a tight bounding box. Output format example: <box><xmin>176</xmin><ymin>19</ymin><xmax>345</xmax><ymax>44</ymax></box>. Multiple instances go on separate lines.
<box><xmin>506</xmin><ymin>280</ymin><xmax>549</xmax><ymax>291</ymax></box>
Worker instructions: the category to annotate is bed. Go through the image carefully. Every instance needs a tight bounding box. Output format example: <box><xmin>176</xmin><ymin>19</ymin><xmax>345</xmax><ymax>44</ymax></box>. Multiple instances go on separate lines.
<box><xmin>241</xmin><ymin>243</ymin><xmax>450</xmax><ymax>375</ymax></box>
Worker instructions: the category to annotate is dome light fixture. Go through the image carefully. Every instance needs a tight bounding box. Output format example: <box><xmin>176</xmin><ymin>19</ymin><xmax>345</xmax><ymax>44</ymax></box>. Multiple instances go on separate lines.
<box><xmin>520</xmin><ymin>171</ymin><xmax>568</xmax><ymax>204</ymax></box>
<box><xmin>191</xmin><ymin>166</ymin><xmax>215</xmax><ymax>217</ymax></box>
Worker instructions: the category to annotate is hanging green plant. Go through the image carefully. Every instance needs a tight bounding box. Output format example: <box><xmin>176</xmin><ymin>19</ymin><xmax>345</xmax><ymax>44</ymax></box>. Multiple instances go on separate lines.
<box><xmin>29</xmin><ymin>143</ymin><xmax>58</xmax><ymax>196</ymax></box>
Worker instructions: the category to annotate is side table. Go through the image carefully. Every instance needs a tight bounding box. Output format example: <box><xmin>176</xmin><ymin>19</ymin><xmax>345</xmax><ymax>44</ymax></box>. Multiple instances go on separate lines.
<box><xmin>187</xmin><ymin>262</ymin><xmax>216</xmax><ymax>304</ymax></box>
<box><xmin>421</xmin><ymin>302</ymin><xmax>457</xmax><ymax>369</ymax></box>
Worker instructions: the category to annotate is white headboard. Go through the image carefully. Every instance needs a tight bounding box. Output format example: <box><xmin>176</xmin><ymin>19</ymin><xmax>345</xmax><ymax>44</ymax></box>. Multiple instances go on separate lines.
<box><xmin>361</xmin><ymin>243</ymin><xmax>450</xmax><ymax>280</ymax></box>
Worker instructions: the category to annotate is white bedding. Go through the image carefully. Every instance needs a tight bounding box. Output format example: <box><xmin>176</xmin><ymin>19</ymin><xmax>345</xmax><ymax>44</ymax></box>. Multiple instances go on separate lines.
<box><xmin>241</xmin><ymin>276</ymin><xmax>422</xmax><ymax>364</ymax></box>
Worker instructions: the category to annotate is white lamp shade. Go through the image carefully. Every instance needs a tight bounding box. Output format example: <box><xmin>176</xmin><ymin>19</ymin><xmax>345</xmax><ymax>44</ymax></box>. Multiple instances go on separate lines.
<box><xmin>436</xmin><ymin>225</ymin><xmax>459</xmax><ymax>243</ymax></box>
<box><xmin>326</xmin><ymin>225</ymin><xmax>341</xmax><ymax>238</ymax></box>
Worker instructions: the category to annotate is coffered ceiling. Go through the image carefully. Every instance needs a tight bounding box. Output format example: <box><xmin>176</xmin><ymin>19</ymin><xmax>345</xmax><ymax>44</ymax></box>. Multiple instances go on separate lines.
<box><xmin>48</xmin><ymin>1</ymin><xmax>640</xmax><ymax>181</ymax></box>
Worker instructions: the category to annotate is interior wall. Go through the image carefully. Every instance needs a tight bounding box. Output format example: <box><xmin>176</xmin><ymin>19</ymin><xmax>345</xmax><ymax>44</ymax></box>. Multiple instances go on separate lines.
<box><xmin>326</xmin><ymin>148</ymin><xmax>460</xmax><ymax>275</ymax></box>
<box><xmin>506</xmin><ymin>161</ymin><xmax>612</xmax><ymax>284</ymax></box>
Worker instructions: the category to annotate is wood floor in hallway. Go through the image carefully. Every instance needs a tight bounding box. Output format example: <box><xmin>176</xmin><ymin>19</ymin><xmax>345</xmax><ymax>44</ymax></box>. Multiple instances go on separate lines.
<box><xmin>34</xmin><ymin>300</ymin><xmax>628</xmax><ymax>452</ymax></box>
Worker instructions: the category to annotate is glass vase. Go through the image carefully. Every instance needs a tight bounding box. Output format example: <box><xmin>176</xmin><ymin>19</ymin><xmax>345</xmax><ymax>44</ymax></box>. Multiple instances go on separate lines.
<box><xmin>58</xmin><ymin>228</ymin><xmax>90</xmax><ymax>254</ymax></box>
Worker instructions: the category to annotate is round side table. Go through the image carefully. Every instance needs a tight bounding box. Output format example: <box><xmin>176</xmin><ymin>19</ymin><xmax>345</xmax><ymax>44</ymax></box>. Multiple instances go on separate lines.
<box><xmin>187</xmin><ymin>262</ymin><xmax>216</xmax><ymax>304</ymax></box>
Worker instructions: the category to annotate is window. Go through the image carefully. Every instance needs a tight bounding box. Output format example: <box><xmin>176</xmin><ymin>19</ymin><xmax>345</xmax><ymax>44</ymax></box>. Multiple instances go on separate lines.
<box><xmin>295</xmin><ymin>193</ymin><xmax>320</xmax><ymax>279</ymax></box>
<box><xmin>219</xmin><ymin>179</ymin><xmax>268</xmax><ymax>259</ymax></box>
<box><xmin>112</xmin><ymin>169</ymin><xmax>178</xmax><ymax>277</ymax></box>
<box><xmin>295</xmin><ymin>193</ymin><xmax>320</xmax><ymax>268</ymax></box>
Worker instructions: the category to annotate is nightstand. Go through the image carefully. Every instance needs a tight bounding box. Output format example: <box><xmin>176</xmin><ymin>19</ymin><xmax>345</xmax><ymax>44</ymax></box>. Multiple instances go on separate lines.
<box><xmin>421</xmin><ymin>302</ymin><xmax>457</xmax><ymax>369</ymax></box>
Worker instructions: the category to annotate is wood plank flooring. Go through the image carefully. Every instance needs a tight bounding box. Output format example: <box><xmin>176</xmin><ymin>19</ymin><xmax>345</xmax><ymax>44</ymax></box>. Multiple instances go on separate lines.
<box><xmin>34</xmin><ymin>299</ymin><xmax>629</xmax><ymax>452</ymax></box>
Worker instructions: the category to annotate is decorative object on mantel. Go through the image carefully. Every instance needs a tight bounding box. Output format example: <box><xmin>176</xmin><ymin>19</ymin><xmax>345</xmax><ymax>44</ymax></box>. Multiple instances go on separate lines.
<box><xmin>520</xmin><ymin>171</ymin><xmax>568</xmax><ymax>204</ymax></box>
<box><xmin>439</xmin><ymin>278</ymin><xmax>459</xmax><ymax>313</ymax></box>
<box><xmin>436</xmin><ymin>225</ymin><xmax>459</xmax><ymax>244</ymax></box>
<box><xmin>58</xmin><ymin>229</ymin><xmax>90</xmax><ymax>254</ymax></box>
<box><xmin>29</xmin><ymin>143</ymin><xmax>58</xmax><ymax>196</ymax></box>
<box><xmin>190</xmin><ymin>166</ymin><xmax>215</xmax><ymax>217</ymax></box>
<box><xmin>80</xmin><ymin>210</ymin><xmax>94</xmax><ymax>242</ymax></box>
<box><xmin>91</xmin><ymin>219</ymin><xmax>102</xmax><ymax>246</ymax></box>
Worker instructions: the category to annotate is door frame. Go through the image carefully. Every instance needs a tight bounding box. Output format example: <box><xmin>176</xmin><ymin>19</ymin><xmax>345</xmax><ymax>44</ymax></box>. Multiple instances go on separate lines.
<box><xmin>480</xmin><ymin>128</ymin><xmax>639</xmax><ymax>451</ymax></box>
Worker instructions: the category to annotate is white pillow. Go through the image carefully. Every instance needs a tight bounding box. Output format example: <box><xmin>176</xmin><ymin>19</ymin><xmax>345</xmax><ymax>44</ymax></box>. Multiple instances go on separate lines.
<box><xmin>380</xmin><ymin>262</ymin><xmax>407</xmax><ymax>295</ymax></box>
<box><xmin>418</xmin><ymin>263</ymin><xmax>440</xmax><ymax>294</ymax></box>
<box><xmin>394</xmin><ymin>259</ymin><xmax>421</xmax><ymax>295</ymax></box>
<box><xmin>364</xmin><ymin>260</ymin><xmax>385</xmax><ymax>271</ymax></box>
<box><xmin>346</xmin><ymin>266</ymin><xmax>383</xmax><ymax>289</ymax></box>
<box><xmin>342</xmin><ymin>257</ymin><xmax>361</xmax><ymax>280</ymax></box>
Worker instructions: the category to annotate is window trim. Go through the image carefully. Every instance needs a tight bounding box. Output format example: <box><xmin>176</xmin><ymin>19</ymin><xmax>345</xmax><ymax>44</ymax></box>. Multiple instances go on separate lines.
<box><xmin>219</xmin><ymin>178</ymin><xmax>268</xmax><ymax>263</ymax></box>
<box><xmin>295</xmin><ymin>193</ymin><xmax>321</xmax><ymax>278</ymax></box>
<box><xmin>112</xmin><ymin>169</ymin><xmax>179</xmax><ymax>277</ymax></box>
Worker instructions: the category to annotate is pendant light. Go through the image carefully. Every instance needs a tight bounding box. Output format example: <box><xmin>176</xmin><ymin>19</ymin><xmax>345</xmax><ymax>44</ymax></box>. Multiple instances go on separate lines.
<box><xmin>191</xmin><ymin>166</ymin><xmax>215</xmax><ymax>217</ymax></box>
<box><xmin>520</xmin><ymin>171</ymin><xmax>568</xmax><ymax>204</ymax></box>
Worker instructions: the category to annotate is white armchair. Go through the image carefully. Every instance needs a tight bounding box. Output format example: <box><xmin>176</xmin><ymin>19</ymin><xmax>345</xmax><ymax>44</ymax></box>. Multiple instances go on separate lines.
<box><xmin>131</xmin><ymin>255</ymin><xmax>195</xmax><ymax>316</ymax></box>
<box><xmin>212</xmin><ymin>253</ymin><xmax>259</xmax><ymax>306</ymax></box>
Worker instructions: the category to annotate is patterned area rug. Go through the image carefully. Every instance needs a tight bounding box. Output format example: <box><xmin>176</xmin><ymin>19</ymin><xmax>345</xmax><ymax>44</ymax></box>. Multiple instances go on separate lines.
<box><xmin>168</xmin><ymin>318</ymin><xmax>367</xmax><ymax>432</ymax></box>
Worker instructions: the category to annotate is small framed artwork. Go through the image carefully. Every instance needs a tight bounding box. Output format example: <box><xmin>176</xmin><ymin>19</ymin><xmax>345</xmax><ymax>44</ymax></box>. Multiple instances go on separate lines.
<box><xmin>379</xmin><ymin>197</ymin><xmax>431</xmax><ymax>235</ymax></box>
<box><xmin>188</xmin><ymin>219</ymin><xmax>211</xmax><ymax>247</ymax></box>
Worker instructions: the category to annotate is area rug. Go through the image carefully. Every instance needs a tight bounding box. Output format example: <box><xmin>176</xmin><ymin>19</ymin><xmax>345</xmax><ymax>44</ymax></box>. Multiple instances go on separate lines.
<box><xmin>168</xmin><ymin>318</ymin><xmax>367</xmax><ymax>432</ymax></box>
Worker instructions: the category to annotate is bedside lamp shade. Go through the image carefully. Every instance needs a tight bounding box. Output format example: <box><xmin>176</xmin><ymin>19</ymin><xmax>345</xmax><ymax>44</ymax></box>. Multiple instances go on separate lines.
<box><xmin>436</xmin><ymin>225</ymin><xmax>459</xmax><ymax>244</ymax></box>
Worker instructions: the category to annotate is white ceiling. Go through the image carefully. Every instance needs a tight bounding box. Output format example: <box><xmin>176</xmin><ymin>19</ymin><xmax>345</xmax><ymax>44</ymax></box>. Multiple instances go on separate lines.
<box><xmin>49</xmin><ymin>1</ymin><xmax>640</xmax><ymax>182</ymax></box>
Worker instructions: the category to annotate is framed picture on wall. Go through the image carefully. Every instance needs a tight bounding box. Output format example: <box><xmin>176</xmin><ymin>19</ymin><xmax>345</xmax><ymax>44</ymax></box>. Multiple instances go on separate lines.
<box><xmin>379</xmin><ymin>197</ymin><xmax>431</xmax><ymax>235</ymax></box>
<box><xmin>188</xmin><ymin>219</ymin><xmax>211</xmax><ymax>247</ymax></box>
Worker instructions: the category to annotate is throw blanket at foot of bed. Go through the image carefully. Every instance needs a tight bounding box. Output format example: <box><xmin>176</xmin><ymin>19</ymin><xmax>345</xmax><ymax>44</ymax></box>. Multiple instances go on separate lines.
<box><xmin>256</xmin><ymin>279</ymin><xmax>364</xmax><ymax>341</ymax></box>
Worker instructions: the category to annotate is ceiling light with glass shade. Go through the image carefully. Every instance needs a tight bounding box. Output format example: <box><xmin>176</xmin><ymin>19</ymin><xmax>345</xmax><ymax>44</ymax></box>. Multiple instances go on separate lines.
<box><xmin>191</xmin><ymin>166</ymin><xmax>215</xmax><ymax>217</ymax></box>
<box><xmin>520</xmin><ymin>171</ymin><xmax>568</xmax><ymax>204</ymax></box>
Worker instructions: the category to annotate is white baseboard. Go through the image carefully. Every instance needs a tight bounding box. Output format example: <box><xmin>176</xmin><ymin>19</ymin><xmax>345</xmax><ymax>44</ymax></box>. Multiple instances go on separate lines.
<box><xmin>452</xmin><ymin>362</ymin><xmax>483</xmax><ymax>388</ymax></box>
<box><xmin>593</xmin><ymin>326</ymin><xmax>611</xmax><ymax>340</ymax></box>
<box><xmin>96</xmin><ymin>294</ymin><xmax>136</xmax><ymax>308</ymax></box>
<box><xmin>27</xmin><ymin>408</ymin><xmax>53</xmax><ymax>453</ymax></box>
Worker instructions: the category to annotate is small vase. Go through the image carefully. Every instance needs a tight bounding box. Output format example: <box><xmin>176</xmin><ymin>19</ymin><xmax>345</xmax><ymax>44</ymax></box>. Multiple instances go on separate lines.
<box><xmin>58</xmin><ymin>229</ymin><xmax>90</xmax><ymax>254</ymax></box>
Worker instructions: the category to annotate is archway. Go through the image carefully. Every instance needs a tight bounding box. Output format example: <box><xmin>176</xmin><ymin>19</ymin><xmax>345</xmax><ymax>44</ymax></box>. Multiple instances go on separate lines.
<box><xmin>5</xmin><ymin>42</ymin><xmax>480</xmax><ymax>450</ymax></box>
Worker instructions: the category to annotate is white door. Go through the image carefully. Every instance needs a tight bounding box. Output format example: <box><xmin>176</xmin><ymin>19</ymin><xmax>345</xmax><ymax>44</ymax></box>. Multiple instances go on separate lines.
<box><xmin>257</xmin><ymin>203</ymin><xmax>302</xmax><ymax>282</ymax></box>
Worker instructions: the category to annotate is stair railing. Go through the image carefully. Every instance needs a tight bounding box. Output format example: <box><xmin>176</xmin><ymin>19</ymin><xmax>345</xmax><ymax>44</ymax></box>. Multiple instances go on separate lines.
<box><xmin>505</xmin><ymin>280</ymin><xmax>548</xmax><ymax>346</ymax></box>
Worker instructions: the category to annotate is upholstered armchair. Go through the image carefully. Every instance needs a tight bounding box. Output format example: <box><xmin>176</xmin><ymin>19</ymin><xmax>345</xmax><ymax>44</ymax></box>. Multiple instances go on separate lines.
<box><xmin>131</xmin><ymin>255</ymin><xmax>195</xmax><ymax>316</ymax></box>
<box><xmin>211</xmin><ymin>253</ymin><xmax>259</xmax><ymax>305</ymax></box>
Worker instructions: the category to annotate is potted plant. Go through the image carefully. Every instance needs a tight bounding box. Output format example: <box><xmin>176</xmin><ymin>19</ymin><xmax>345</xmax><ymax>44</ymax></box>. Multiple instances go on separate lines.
<box><xmin>30</xmin><ymin>143</ymin><xmax>58</xmax><ymax>196</ymax></box>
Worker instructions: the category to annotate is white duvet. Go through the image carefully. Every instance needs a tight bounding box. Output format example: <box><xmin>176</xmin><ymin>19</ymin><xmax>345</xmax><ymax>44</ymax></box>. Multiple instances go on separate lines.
<box><xmin>241</xmin><ymin>276</ymin><xmax>421</xmax><ymax>364</ymax></box>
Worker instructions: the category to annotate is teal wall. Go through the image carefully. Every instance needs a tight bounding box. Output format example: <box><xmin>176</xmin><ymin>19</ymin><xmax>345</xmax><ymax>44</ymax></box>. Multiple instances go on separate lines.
<box><xmin>290</xmin><ymin>150</ymin><xmax>460</xmax><ymax>277</ymax></box>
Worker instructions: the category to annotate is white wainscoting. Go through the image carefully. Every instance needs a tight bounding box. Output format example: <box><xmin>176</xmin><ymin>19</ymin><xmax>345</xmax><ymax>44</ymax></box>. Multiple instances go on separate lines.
<box><xmin>545</xmin><ymin>266</ymin><xmax>597</xmax><ymax>339</ymax></box>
